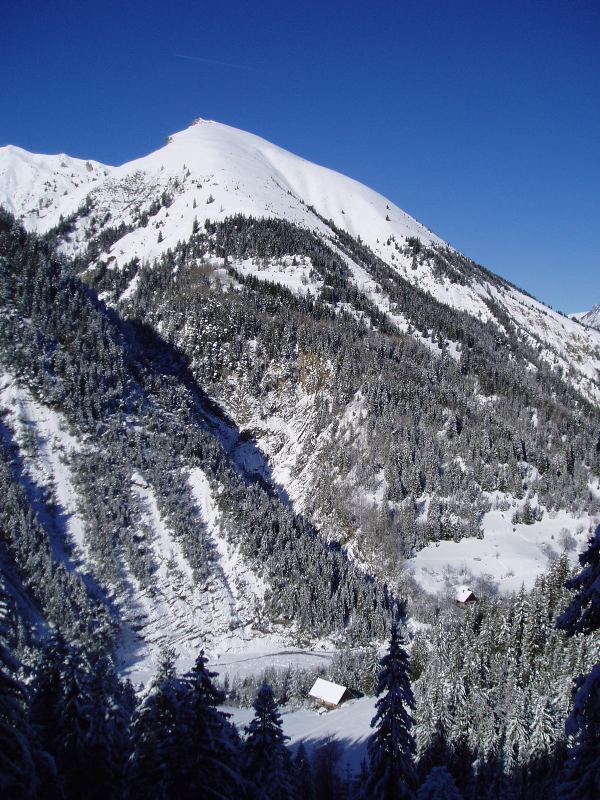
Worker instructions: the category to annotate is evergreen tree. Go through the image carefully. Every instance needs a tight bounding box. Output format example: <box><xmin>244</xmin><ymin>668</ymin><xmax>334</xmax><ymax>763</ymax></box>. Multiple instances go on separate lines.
<box><xmin>127</xmin><ymin>657</ymin><xmax>188</xmax><ymax>800</ymax></box>
<box><xmin>363</xmin><ymin>621</ymin><xmax>417</xmax><ymax>800</ymax></box>
<box><xmin>0</xmin><ymin>578</ymin><xmax>37</xmax><ymax>799</ymax></box>
<box><xmin>29</xmin><ymin>631</ymin><xmax>70</xmax><ymax>797</ymax></box>
<box><xmin>31</xmin><ymin>636</ymin><xmax>123</xmax><ymax>800</ymax></box>
<box><xmin>243</xmin><ymin>682</ymin><xmax>292</xmax><ymax>800</ymax></box>
<box><xmin>177</xmin><ymin>651</ymin><xmax>244</xmax><ymax>799</ymax></box>
<box><xmin>417</xmin><ymin>766</ymin><xmax>463</xmax><ymax>800</ymax></box>
<box><xmin>557</xmin><ymin>525</ymin><xmax>600</xmax><ymax>637</ymax></box>
<box><xmin>292</xmin><ymin>742</ymin><xmax>315</xmax><ymax>800</ymax></box>
<box><xmin>556</xmin><ymin>525</ymin><xmax>600</xmax><ymax>800</ymax></box>
<box><xmin>85</xmin><ymin>653</ymin><xmax>132</xmax><ymax>800</ymax></box>
<box><xmin>53</xmin><ymin>643</ymin><xmax>91</xmax><ymax>797</ymax></box>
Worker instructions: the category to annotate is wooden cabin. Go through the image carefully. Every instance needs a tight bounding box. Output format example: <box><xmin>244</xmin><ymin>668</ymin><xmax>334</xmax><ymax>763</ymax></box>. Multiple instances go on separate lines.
<box><xmin>308</xmin><ymin>678</ymin><xmax>351</xmax><ymax>710</ymax></box>
<box><xmin>455</xmin><ymin>586</ymin><xmax>478</xmax><ymax>606</ymax></box>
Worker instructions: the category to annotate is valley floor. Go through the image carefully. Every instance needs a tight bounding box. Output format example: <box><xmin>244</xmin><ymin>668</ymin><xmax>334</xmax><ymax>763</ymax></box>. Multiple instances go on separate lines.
<box><xmin>227</xmin><ymin>696</ymin><xmax>376</xmax><ymax>775</ymax></box>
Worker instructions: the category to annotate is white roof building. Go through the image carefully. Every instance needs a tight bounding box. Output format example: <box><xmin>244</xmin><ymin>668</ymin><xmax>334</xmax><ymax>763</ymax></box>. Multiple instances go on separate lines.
<box><xmin>308</xmin><ymin>678</ymin><xmax>349</xmax><ymax>708</ymax></box>
<box><xmin>455</xmin><ymin>586</ymin><xmax>477</xmax><ymax>604</ymax></box>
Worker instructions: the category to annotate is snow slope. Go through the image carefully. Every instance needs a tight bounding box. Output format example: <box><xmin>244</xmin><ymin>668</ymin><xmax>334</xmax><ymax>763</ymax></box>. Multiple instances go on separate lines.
<box><xmin>410</xmin><ymin>501</ymin><xmax>597</xmax><ymax>597</ymax></box>
<box><xmin>0</xmin><ymin>119</ymin><xmax>442</xmax><ymax>250</ymax></box>
<box><xmin>0</xmin><ymin>144</ymin><xmax>110</xmax><ymax>224</ymax></box>
<box><xmin>227</xmin><ymin>697</ymin><xmax>375</xmax><ymax>775</ymax></box>
<box><xmin>0</xmin><ymin>373</ymin><xmax>319</xmax><ymax>683</ymax></box>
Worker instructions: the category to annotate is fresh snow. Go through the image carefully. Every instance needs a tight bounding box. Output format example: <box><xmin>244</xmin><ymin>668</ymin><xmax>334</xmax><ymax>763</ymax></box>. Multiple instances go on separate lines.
<box><xmin>410</xmin><ymin>500</ymin><xmax>598</xmax><ymax>596</ymax></box>
<box><xmin>0</xmin><ymin>144</ymin><xmax>109</xmax><ymax>225</ymax></box>
<box><xmin>234</xmin><ymin>255</ymin><xmax>322</xmax><ymax>296</ymax></box>
<box><xmin>0</xmin><ymin>381</ymin><xmax>336</xmax><ymax>685</ymax></box>
<box><xmin>0</xmin><ymin>372</ymin><xmax>88</xmax><ymax>561</ymax></box>
<box><xmin>118</xmin><ymin>468</ymin><xmax>301</xmax><ymax>683</ymax></box>
<box><xmin>0</xmin><ymin>118</ymin><xmax>442</xmax><ymax>259</ymax></box>
<box><xmin>226</xmin><ymin>697</ymin><xmax>375</xmax><ymax>774</ymax></box>
<box><xmin>577</xmin><ymin>303</ymin><xmax>600</xmax><ymax>330</ymax></box>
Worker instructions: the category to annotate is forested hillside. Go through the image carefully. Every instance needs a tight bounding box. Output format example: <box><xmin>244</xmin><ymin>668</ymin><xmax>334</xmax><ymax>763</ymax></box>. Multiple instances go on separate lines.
<box><xmin>3</xmin><ymin>120</ymin><xmax>600</xmax><ymax>591</ymax></box>
<box><xmin>99</xmin><ymin>214</ymin><xmax>600</xmax><ymax>581</ymax></box>
<box><xmin>0</xmin><ymin>209</ymin><xmax>395</xmax><ymax>667</ymax></box>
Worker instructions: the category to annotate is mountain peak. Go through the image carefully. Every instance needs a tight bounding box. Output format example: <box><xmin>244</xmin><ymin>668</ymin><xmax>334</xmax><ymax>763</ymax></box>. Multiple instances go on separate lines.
<box><xmin>0</xmin><ymin>118</ymin><xmax>445</xmax><ymax>260</ymax></box>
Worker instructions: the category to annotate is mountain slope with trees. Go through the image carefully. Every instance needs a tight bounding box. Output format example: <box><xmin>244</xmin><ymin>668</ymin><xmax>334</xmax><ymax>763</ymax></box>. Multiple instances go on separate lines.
<box><xmin>0</xmin><ymin>208</ymin><xmax>394</xmax><ymax>679</ymax></box>
<box><xmin>0</xmin><ymin>120</ymin><xmax>599</xmax><ymax>798</ymax></box>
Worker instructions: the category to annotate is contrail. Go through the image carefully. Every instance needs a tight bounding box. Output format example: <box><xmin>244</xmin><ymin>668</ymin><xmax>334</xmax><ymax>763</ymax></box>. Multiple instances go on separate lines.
<box><xmin>174</xmin><ymin>53</ymin><xmax>268</xmax><ymax>74</ymax></box>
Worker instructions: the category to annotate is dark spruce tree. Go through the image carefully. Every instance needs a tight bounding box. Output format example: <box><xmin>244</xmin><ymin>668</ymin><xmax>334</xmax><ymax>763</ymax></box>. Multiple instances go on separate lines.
<box><xmin>556</xmin><ymin>524</ymin><xmax>600</xmax><ymax>800</ymax></box>
<box><xmin>0</xmin><ymin>578</ymin><xmax>37</xmax><ymax>799</ymax></box>
<box><xmin>28</xmin><ymin>632</ymin><xmax>129</xmax><ymax>800</ymax></box>
<box><xmin>128</xmin><ymin>647</ymin><xmax>244</xmax><ymax>800</ymax></box>
<box><xmin>292</xmin><ymin>742</ymin><xmax>315</xmax><ymax>800</ymax></box>
<box><xmin>363</xmin><ymin>620</ymin><xmax>417</xmax><ymax>800</ymax></box>
<box><xmin>29</xmin><ymin>631</ymin><xmax>70</xmax><ymax>799</ymax></box>
<box><xmin>53</xmin><ymin>644</ymin><xmax>91</xmax><ymax>797</ymax></box>
<box><xmin>417</xmin><ymin>766</ymin><xmax>464</xmax><ymax>800</ymax></box>
<box><xmin>127</xmin><ymin>650</ymin><xmax>187</xmax><ymax>800</ymax></box>
<box><xmin>177</xmin><ymin>651</ymin><xmax>245</xmax><ymax>800</ymax></box>
<box><xmin>243</xmin><ymin>682</ymin><xmax>292</xmax><ymax>800</ymax></box>
<box><xmin>85</xmin><ymin>653</ymin><xmax>132</xmax><ymax>800</ymax></box>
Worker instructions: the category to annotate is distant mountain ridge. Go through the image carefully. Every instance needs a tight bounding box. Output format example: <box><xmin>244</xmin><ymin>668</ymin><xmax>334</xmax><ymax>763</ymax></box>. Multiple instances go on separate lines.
<box><xmin>576</xmin><ymin>303</ymin><xmax>600</xmax><ymax>330</ymax></box>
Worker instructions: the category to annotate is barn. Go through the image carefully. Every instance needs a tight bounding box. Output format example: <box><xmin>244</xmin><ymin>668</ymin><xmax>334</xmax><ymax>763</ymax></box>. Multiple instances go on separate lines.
<box><xmin>455</xmin><ymin>586</ymin><xmax>478</xmax><ymax>605</ymax></box>
<box><xmin>308</xmin><ymin>678</ymin><xmax>351</xmax><ymax>710</ymax></box>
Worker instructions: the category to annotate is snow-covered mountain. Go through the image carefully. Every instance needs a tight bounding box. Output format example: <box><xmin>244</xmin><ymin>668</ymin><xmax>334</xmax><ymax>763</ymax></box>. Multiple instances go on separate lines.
<box><xmin>1</xmin><ymin>119</ymin><xmax>442</xmax><ymax>250</ymax></box>
<box><xmin>1</xmin><ymin>119</ymin><xmax>599</xmax><ymax>682</ymax></box>
<box><xmin>0</xmin><ymin>211</ymin><xmax>393</xmax><ymax>683</ymax></box>
<box><xmin>575</xmin><ymin>303</ymin><xmax>600</xmax><ymax>330</ymax></box>
<box><xmin>2</xmin><ymin>119</ymin><xmax>599</xmax><ymax>401</ymax></box>
<box><xmin>0</xmin><ymin>144</ymin><xmax>110</xmax><ymax>220</ymax></box>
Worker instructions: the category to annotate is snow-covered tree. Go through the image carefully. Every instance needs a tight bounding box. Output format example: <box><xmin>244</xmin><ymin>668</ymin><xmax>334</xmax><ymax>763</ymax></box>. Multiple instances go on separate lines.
<box><xmin>243</xmin><ymin>682</ymin><xmax>292</xmax><ymax>800</ymax></box>
<box><xmin>127</xmin><ymin>660</ymin><xmax>188</xmax><ymax>799</ymax></box>
<box><xmin>417</xmin><ymin>766</ymin><xmax>463</xmax><ymax>800</ymax></box>
<box><xmin>363</xmin><ymin>621</ymin><xmax>417</xmax><ymax>800</ymax></box>
<box><xmin>53</xmin><ymin>644</ymin><xmax>92</xmax><ymax>797</ymax></box>
<box><xmin>557</xmin><ymin>525</ymin><xmax>600</xmax><ymax>638</ymax></box>
<box><xmin>556</xmin><ymin>525</ymin><xmax>600</xmax><ymax>800</ymax></box>
<box><xmin>29</xmin><ymin>631</ymin><xmax>70</xmax><ymax>795</ymax></box>
<box><xmin>559</xmin><ymin>665</ymin><xmax>600</xmax><ymax>800</ymax></box>
<box><xmin>178</xmin><ymin>651</ymin><xmax>244</xmax><ymax>799</ymax></box>
<box><xmin>85</xmin><ymin>653</ymin><xmax>132</xmax><ymax>800</ymax></box>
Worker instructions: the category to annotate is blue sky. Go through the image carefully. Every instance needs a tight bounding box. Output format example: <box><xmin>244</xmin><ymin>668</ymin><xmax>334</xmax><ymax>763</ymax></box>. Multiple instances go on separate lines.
<box><xmin>2</xmin><ymin>0</ymin><xmax>599</xmax><ymax>312</ymax></box>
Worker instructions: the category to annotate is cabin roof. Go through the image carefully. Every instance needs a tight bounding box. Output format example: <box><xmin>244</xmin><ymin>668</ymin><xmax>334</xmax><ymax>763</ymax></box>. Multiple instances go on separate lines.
<box><xmin>456</xmin><ymin>586</ymin><xmax>476</xmax><ymax>603</ymax></box>
<box><xmin>308</xmin><ymin>678</ymin><xmax>347</xmax><ymax>705</ymax></box>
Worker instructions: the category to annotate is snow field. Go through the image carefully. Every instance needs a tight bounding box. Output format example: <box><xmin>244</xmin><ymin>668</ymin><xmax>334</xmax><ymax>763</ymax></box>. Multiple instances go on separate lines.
<box><xmin>410</xmin><ymin>499</ymin><xmax>598</xmax><ymax>596</ymax></box>
<box><xmin>226</xmin><ymin>696</ymin><xmax>376</xmax><ymax>775</ymax></box>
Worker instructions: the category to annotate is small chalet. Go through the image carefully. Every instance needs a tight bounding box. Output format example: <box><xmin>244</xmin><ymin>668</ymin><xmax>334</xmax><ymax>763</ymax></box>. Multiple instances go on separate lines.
<box><xmin>455</xmin><ymin>586</ymin><xmax>477</xmax><ymax>606</ymax></box>
<box><xmin>308</xmin><ymin>678</ymin><xmax>351</xmax><ymax>710</ymax></box>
